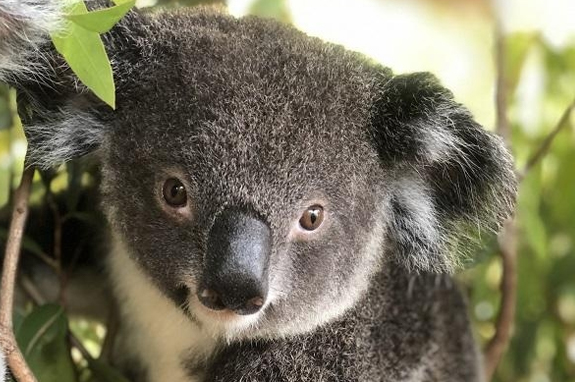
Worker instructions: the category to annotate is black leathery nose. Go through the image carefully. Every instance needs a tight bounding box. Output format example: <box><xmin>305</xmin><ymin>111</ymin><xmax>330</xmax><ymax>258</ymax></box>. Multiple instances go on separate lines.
<box><xmin>198</xmin><ymin>209</ymin><xmax>271</xmax><ymax>315</ymax></box>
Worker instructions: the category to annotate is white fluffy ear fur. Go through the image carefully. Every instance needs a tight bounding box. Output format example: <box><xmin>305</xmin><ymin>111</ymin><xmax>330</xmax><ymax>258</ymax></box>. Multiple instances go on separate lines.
<box><xmin>0</xmin><ymin>0</ymin><xmax>64</xmax><ymax>81</ymax></box>
<box><xmin>1</xmin><ymin>0</ymin><xmax>107</xmax><ymax>169</ymax></box>
<box><xmin>25</xmin><ymin>108</ymin><xmax>105</xmax><ymax>169</ymax></box>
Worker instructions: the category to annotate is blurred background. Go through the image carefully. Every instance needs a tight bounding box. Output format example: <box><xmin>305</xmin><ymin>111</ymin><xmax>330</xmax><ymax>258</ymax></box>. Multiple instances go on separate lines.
<box><xmin>1</xmin><ymin>0</ymin><xmax>574</xmax><ymax>381</ymax></box>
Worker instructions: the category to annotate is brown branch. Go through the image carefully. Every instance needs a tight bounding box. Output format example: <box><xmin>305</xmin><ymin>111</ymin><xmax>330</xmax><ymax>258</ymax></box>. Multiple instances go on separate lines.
<box><xmin>484</xmin><ymin>220</ymin><xmax>517</xmax><ymax>379</ymax></box>
<box><xmin>45</xmin><ymin>191</ymin><xmax>65</xmax><ymax>305</ymax></box>
<box><xmin>0</xmin><ymin>167</ymin><xmax>38</xmax><ymax>382</ymax></box>
<box><xmin>522</xmin><ymin>99</ymin><xmax>575</xmax><ymax>177</ymax></box>
<box><xmin>494</xmin><ymin>22</ymin><xmax>510</xmax><ymax>140</ymax></box>
<box><xmin>483</xmin><ymin>16</ymin><xmax>518</xmax><ymax>381</ymax></box>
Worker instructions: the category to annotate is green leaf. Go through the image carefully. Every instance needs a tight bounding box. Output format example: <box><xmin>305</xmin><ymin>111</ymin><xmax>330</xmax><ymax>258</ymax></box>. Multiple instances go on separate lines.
<box><xmin>16</xmin><ymin>304</ymin><xmax>76</xmax><ymax>382</ymax></box>
<box><xmin>50</xmin><ymin>1</ymin><xmax>116</xmax><ymax>109</ymax></box>
<box><xmin>67</xmin><ymin>0</ymin><xmax>135</xmax><ymax>34</ymax></box>
<box><xmin>86</xmin><ymin>358</ymin><xmax>131</xmax><ymax>382</ymax></box>
<box><xmin>249</xmin><ymin>0</ymin><xmax>291</xmax><ymax>23</ymax></box>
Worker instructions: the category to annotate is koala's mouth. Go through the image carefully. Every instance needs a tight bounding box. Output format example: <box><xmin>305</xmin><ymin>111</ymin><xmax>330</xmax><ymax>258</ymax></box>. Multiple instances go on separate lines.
<box><xmin>181</xmin><ymin>285</ymin><xmax>267</xmax><ymax>339</ymax></box>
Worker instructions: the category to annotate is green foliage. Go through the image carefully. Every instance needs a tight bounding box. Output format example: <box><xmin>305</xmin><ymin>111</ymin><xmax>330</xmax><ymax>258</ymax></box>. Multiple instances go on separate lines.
<box><xmin>67</xmin><ymin>0</ymin><xmax>136</xmax><ymax>34</ymax></box>
<box><xmin>465</xmin><ymin>31</ymin><xmax>575</xmax><ymax>382</ymax></box>
<box><xmin>249</xmin><ymin>0</ymin><xmax>291</xmax><ymax>23</ymax></box>
<box><xmin>82</xmin><ymin>358</ymin><xmax>131</xmax><ymax>382</ymax></box>
<box><xmin>50</xmin><ymin>0</ymin><xmax>135</xmax><ymax>109</ymax></box>
<box><xmin>16</xmin><ymin>305</ymin><xmax>76</xmax><ymax>382</ymax></box>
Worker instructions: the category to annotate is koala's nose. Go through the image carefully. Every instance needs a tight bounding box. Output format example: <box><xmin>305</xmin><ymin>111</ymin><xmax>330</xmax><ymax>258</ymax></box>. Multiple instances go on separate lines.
<box><xmin>198</xmin><ymin>209</ymin><xmax>270</xmax><ymax>315</ymax></box>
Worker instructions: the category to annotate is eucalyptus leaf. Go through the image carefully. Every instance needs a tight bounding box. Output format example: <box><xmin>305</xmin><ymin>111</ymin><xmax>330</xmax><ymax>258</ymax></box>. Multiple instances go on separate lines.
<box><xmin>67</xmin><ymin>0</ymin><xmax>135</xmax><ymax>34</ymax></box>
<box><xmin>86</xmin><ymin>358</ymin><xmax>131</xmax><ymax>382</ymax></box>
<box><xmin>50</xmin><ymin>1</ymin><xmax>115</xmax><ymax>109</ymax></box>
<box><xmin>16</xmin><ymin>304</ymin><xmax>76</xmax><ymax>382</ymax></box>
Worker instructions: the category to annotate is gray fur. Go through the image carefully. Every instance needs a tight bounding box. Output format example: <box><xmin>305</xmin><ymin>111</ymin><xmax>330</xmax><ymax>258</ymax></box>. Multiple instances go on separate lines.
<box><xmin>1</xmin><ymin>2</ymin><xmax>516</xmax><ymax>381</ymax></box>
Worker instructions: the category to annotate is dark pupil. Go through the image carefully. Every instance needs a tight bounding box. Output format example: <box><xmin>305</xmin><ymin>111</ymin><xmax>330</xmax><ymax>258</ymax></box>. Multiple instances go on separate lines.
<box><xmin>309</xmin><ymin>210</ymin><xmax>319</xmax><ymax>224</ymax></box>
<box><xmin>171</xmin><ymin>185</ymin><xmax>184</xmax><ymax>199</ymax></box>
<box><xmin>164</xmin><ymin>179</ymin><xmax>186</xmax><ymax>206</ymax></box>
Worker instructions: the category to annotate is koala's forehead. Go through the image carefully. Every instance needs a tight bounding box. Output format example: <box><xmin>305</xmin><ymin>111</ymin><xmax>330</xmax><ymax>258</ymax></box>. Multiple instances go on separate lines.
<box><xmin>108</xmin><ymin>11</ymin><xmax>381</xmax><ymax>191</ymax></box>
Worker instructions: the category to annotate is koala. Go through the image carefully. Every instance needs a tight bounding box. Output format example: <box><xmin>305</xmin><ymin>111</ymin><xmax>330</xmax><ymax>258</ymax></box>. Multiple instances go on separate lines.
<box><xmin>0</xmin><ymin>1</ymin><xmax>516</xmax><ymax>381</ymax></box>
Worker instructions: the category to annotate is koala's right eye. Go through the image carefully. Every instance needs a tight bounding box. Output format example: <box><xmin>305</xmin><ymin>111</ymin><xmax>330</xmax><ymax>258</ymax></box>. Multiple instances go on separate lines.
<box><xmin>162</xmin><ymin>178</ymin><xmax>188</xmax><ymax>207</ymax></box>
<box><xmin>299</xmin><ymin>205</ymin><xmax>325</xmax><ymax>231</ymax></box>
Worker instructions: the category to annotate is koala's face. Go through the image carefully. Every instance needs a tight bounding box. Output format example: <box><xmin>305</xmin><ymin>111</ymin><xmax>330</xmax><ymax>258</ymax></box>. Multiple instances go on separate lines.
<box><xmin>100</xmin><ymin>17</ymin><xmax>389</xmax><ymax>339</ymax></box>
<box><xmin>3</xmin><ymin>2</ymin><xmax>516</xmax><ymax>343</ymax></box>
<box><xmin>90</xmin><ymin>11</ymin><xmax>517</xmax><ymax>341</ymax></box>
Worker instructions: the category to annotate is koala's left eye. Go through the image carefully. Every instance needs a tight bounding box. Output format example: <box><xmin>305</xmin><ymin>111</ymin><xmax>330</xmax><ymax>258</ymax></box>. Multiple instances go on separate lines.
<box><xmin>163</xmin><ymin>178</ymin><xmax>187</xmax><ymax>207</ymax></box>
<box><xmin>299</xmin><ymin>205</ymin><xmax>324</xmax><ymax>231</ymax></box>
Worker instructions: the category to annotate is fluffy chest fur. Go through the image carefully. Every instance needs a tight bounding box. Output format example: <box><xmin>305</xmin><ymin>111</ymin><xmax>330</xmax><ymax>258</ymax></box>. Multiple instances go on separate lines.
<box><xmin>108</xmin><ymin>236</ymin><xmax>218</xmax><ymax>382</ymax></box>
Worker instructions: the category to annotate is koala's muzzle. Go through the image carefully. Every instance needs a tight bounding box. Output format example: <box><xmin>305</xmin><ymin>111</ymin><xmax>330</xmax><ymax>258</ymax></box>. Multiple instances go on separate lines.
<box><xmin>198</xmin><ymin>209</ymin><xmax>270</xmax><ymax>315</ymax></box>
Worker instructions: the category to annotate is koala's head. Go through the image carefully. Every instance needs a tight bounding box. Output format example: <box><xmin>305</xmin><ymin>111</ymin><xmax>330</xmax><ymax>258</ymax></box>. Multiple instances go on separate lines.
<box><xmin>3</xmin><ymin>5</ymin><xmax>516</xmax><ymax>340</ymax></box>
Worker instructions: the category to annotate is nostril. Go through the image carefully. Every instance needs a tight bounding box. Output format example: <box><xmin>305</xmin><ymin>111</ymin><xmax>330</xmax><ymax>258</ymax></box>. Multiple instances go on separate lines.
<box><xmin>233</xmin><ymin>295</ymin><xmax>265</xmax><ymax>315</ymax></box>
<box><xmin>247</xmin><ymin>296</ymin><xmax>264</xmax><ymax>309</ymax></box>
<box><xmin>198</xmin><ymin>288</ymin><xmax>225</xmax><ymax>311</ymax></box>
<box><xmin>197</xmin><ymin>287</ymin><xmax>266</xmax><ymax>315</ymax></box>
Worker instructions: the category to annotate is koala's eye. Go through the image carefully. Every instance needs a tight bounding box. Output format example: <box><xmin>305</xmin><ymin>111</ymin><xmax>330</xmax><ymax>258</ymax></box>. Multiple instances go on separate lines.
<box><xmin>299</xmin><ymin>205</ymin><xmax>324</xmax><ymax>231</ymax></box>
<box><xmin>163</xmin><ymin>178</ymin><xmax>187</xmax><ymax>207</ymax></box>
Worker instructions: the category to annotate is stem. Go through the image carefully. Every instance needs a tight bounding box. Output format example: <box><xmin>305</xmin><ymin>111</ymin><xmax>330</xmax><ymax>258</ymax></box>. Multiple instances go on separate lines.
<box><xmin>46</xmin><ymin>191</ymin><xmax>65</xmax><ymax>305</ymax></box>
<box><xmin>484</xmin><ymin>220</ymin><xmax>517</xmax><ymax>379</ymax></box>
<box><xmin>522</xmin><ymin>99</ymin><xmax>575</xmax><ymax>177</ymax></box>
<box><xmin>0</xmin><ymin>166</ymin><xmax>38</xmax><ymax>382</ymax></box>
<box><xmin>494</xmin><ymin>22</ymin><xmax>510</xmax><ymax>140</ymax></box>
<box><xmin>483</xmin><ymin>15</ymin><xmax>518</xmax><ymax>381</ymax></box>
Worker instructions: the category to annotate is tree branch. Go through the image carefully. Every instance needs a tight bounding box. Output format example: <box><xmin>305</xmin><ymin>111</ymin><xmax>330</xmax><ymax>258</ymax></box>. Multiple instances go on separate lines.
<box><xmin>483</xmin><ymin>18</ymin><xmax>518</xmax><ymax>381</ymax></box>
<box><xmin>522</xmin><ymin>99</ymin><xmax>575</xmax><ymax>177</ymax></box>
<box><xmin>0</xmin><ymin>166</ymin><xmax>38</xmax><ymax>382</ymax></box>
<box><xmin>494</xmin><ymin>22</ymin><xmax>510</xmax><ymax>140</ymax></box>
<box><xmin>484</xmin><ymin>220</ymin><xmax>517</xmax><ymax>379</ymax></box>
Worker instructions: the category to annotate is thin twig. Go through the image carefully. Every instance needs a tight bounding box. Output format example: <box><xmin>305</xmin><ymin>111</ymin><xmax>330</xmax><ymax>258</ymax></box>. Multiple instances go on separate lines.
<box><xmin>484</xmin><ymin>220</ymin><xmax>517</xmax><ymax>379</ymax></box>
<box><xmin>522</xmin><ymin>99</ymin><xmax>575</xmax><ymax>178</ymax></box>
<box><xmin>483</xmin><ymin>17</ymin><xmax>518</xmax><ymax>381</ymax></box>
<box><xmin>19</xmin><ymin>275</ymin><xmax>46</xmax><ymax>307</ymax></box>
<box><xmin>0</xmin><ymin>166</ymin><xmax>38</xmax><ymax>382</ymax></box>
<box><xmin>45</xmin><ymin>191</ymin><xmax>65</xmax><ymax>305</ymax></box>
<box><xmin>494</xmin><ymin>22</ymin><xmax>510</xmax><ymax>140</ymax></box>
<box><xmin>68</xmin><ymin>333</ymin><xmax>94</xmax><ymax>362</ymax></box>
<box><xmin>27</xmin><ymin>248</ymin><xmax>59</xmax><ymax>273</ymax></box>
<box><xmin>99</xmin><ymin>306</ymin><xmax>118</xmax><ymax>362</ymax></box>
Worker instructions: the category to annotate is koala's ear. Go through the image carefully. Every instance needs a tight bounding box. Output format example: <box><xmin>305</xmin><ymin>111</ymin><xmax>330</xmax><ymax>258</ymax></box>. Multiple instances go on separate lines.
<box><xmin>0</xmin><ymin>0</ymin><xmax>113</xmax><ymax>169</ymax></box>
<box><xmin>371</xmin><ymin>72</ymin><xmax>517</xmax><ymax>273</ymax></box>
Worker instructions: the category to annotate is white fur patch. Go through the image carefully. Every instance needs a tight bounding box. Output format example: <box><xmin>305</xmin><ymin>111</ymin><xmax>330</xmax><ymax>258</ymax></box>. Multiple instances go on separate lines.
<box><xmin>392</xmin><ymin>176</ymin><xmax>447</xmax><ymax>272</ymax></box>
<box><xmin>108</xmin><ymin>235</ymin><xmax>217</xmax><ymax>382</ymax></box>
<box><xmin>0</xmin><ymin>0</ymin><xmax>64</xmax><ymax>81</ymax></box>
<box><xmin>417</xmin><ymin>105</ymin><xmax>468</xmax><ymax>164</ymax></box>
<box><xmin>26</xmin><ymin>107</ymin><xmax>105</xmax><ymax>169</ymax></box>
